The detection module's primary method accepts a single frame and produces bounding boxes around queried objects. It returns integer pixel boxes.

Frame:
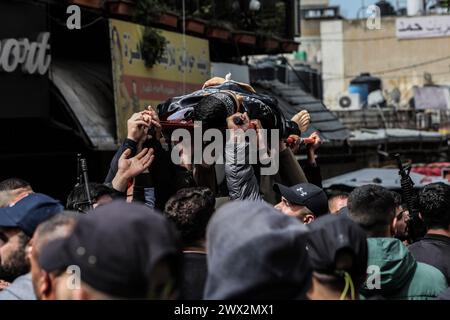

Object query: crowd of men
[1,77,450,300]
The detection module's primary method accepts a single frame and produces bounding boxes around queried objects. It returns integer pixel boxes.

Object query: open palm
[118,148,155,179]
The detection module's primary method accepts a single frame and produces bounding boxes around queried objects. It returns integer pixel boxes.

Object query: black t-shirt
[180,252,208,300]
[409,233,450,284]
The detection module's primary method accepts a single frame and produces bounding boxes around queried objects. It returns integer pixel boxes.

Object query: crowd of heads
[1,84,449,300]
[1,173,449,300]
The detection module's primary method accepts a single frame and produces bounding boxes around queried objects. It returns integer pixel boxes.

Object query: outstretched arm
[104,107,160,183]
[111,148,155,192]
[303,132,323,188]
[224,113,262,201]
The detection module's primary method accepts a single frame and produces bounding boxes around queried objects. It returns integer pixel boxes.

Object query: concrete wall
[295,35,322,68]
[321,20,345,107]
[297,15,322,69]
[296,0,330,68]
[300,17,321,36]
[321,16,450,108]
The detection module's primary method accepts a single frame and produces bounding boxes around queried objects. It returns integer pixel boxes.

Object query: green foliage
[141,28,167,68]
[133,0,169,68]
[134,0,167,24]
[191,0,213,19]
[190,0,286,37]
[254,1,286,37]
[131,0,288,67]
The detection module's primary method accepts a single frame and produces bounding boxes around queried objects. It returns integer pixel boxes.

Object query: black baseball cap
[0,193,64,237]
[38,201,181,299]
[306,213,368,279]
[273,183,329,217]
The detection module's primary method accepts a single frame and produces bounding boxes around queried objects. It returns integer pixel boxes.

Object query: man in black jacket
[409,182,450,284]
[164,187,215,300]
[104,109,196,210]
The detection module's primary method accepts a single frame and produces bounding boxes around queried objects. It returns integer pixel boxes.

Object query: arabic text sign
[109,19,210,141]
[396,16,450,39]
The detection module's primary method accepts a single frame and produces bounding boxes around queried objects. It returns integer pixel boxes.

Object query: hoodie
[204,200,312,300]
[0,273,36,300]
[360,238,447,300]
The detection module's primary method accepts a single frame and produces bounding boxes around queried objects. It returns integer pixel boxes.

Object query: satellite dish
[368,90,385,106]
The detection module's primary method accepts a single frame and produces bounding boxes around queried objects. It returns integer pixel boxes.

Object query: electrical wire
[375,54,450,75]
[321,54,450,80]
[36,0,106,30]
[182,0,187,95]
[301,35,398,42]
[47,14,104,29]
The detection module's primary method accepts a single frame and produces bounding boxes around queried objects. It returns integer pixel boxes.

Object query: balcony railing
[332,109,450,134]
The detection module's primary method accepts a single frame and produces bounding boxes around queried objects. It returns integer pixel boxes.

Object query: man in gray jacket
[223,109,312,204]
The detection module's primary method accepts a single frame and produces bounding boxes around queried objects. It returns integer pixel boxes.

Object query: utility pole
[285,0,296,39]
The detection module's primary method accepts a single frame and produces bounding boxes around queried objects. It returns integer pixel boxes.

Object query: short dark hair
[0,178,31,191]
[390,191,403,208]
[193,95,232,129]
[347,185,395,236]
[326,190,349,206]
[419,183,450,230]
[327,190,349,198]
[66,183,115,212]
[327,192,349,203]
[33,212,79,255]
[164,187,215,246]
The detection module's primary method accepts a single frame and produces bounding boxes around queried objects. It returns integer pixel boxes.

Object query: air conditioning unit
[335,93,361,111]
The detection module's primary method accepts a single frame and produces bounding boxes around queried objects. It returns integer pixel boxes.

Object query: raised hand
[307,131,322,152]
[118,148,154,179]
[112,148,155,192]
[127,112,150,142]
[226,112,251,131]
[0,279,10,290]
[142,106,162,130]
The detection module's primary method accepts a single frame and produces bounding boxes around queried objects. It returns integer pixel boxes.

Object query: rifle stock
[394,153,426,243]
[75,154,93,212]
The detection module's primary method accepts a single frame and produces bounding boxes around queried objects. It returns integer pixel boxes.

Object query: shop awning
[50,60,117,150]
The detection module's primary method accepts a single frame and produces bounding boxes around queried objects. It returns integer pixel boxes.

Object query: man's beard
[0,243,30,283]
